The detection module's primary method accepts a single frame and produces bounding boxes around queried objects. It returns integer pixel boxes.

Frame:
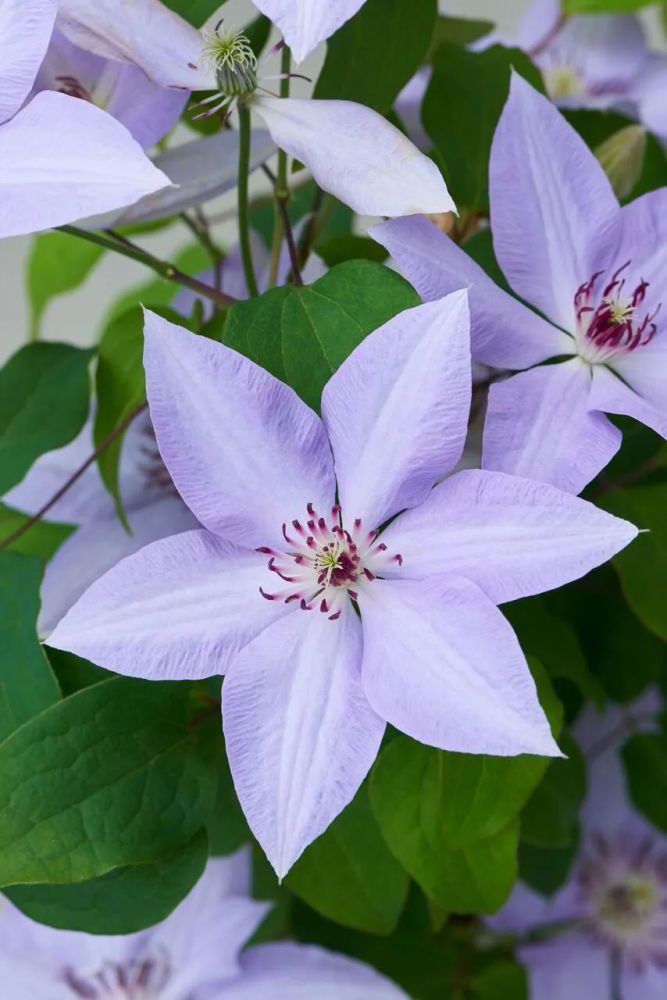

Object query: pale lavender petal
[482,359,622,494]
[47,530,288,680]
[518,935,611,1000]
[623,965,667,1000]
[370,215,573,368]
[394,67,432,149]
[143,311,335,549]
[551,15,647,92]
[56,0,214,89]
[381,468,638,604]
[490,74,619,330]
[633,54,667,140]
[488,880,580,936]
[223,942,409,998]
[254,96,455,217]
[590,365,667,440]
[615,188,667,288]
[38,497,198,638]
[514,0,561,50]
[82,130,274,230]
[359,575,559,756]
[0,0,57,124]
[251,0,367,63]
[322,292,471,529]
[0,91,169,239]
[223,604,384,877]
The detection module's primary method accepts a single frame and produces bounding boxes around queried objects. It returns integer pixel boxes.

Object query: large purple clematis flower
[373,76,667,496]
[49,293,637,875]
[0,847,408,998]
[58,0,455,219]
[490,691,667,1000]
[0,0,171,239]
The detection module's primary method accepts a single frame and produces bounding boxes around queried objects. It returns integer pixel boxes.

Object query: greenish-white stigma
[202,22,258,99]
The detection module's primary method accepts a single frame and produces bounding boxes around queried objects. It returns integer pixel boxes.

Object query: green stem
[58,226,236,309]
[268,46,301,287]
[237,102,259,297]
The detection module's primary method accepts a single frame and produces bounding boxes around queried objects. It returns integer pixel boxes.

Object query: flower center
[257,504,402,619]
[577,832,667,970]
[544,65,584,100]
[574,261,660,364]
[63,954,171,999]
[201,21,258,98]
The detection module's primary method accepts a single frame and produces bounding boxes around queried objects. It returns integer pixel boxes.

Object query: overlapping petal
[222,605,384,877]
[0,0,57,125]
[490,75,619,330]
[322,292,471,529]
[0,91,169,238]
[371,215,573,368]
[56,0,213,89]
[47,531,288,679]
[254,96,455,217]
[143,312,335,549]
[381,469,637,604]
[517,936,611,1000]
[589,365,667,440]
[251,0,367,63]
[359,575,560,756]
[482,359,622,494]
[227,942,409,998]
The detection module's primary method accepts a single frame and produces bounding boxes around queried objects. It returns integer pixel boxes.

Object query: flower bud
[595,124,646,201]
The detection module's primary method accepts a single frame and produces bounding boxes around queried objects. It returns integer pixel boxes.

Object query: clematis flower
[250,0,370,64]
[0,847,408,998]
[49,293,637,876]
[0,0,171,239]
[490,690,667,999]
[372,77,667,496]
[57,0,456,218]
[503,0,667,140]
[5,411,197,637]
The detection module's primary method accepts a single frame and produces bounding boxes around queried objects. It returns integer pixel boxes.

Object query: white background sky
[0,0,660,360]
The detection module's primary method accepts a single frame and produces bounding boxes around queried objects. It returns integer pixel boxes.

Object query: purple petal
[251,0,367,64]
[622,964,667,1000]
[47,530,288,680]
[370,216,573,368]
[490,75,619,330]
[56,0,214,89]
[359,575,559,756]
[0,0,57,124]
[321,291,471,529]
[38,497,198,638]
[226,942,409,998]
[633,54,667,140]
[514,0,561,50]
[394,67,432,149]
[589,365,667,440]
[518,935,611,1000]
[549,15,648,93]
[488,880,580,936]
[0,91,169,239]
[223,605,384,877]
[482,359,622,494]
[143,311,335,550]
[254,96,455,217]
[380,468,638,604]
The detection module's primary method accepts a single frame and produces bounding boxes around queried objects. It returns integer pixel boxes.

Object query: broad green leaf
[314,0,437,112]
[423,43,543,212]
[162,0,224,26]
[206,742,250,857]
[623,728,667,833]
[519,839,578,897]
[221,260,419,411]
[521,734,586,848]
[27,232,104,340]
[0,676,216,886]
[428,15,494,55]
[317,235,388,269]
[0,343,92,494]
[600,484,667,640]
[0,552,60,741]
[45,648,109,697]
[0,505,72,560]
[286,787,409,934]
[5,829,208,934]
[473,960,527,1000]
[564,0,654,11]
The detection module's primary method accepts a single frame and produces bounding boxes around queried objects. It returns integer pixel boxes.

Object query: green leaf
[222,260,419,411]
[206,742,250,857]
[0,677,216,886]
[566,109,667,200]
[564,0,654,11]
[27,232,105,340]
[317,235,388,269]
[0,505,72,560]
[423,43,543,212]
[0,343,92,494]
[161,0,224,26]
[519,839,578,897]
[521,734,587,848]
[623,728,667,833]
[0,552,60,741]
[428,15,494,54]
[5,829,208,934]
[599,484,667,641]
[314,0,437,112]
[286,787,409,934]
[472,960,527,1000]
